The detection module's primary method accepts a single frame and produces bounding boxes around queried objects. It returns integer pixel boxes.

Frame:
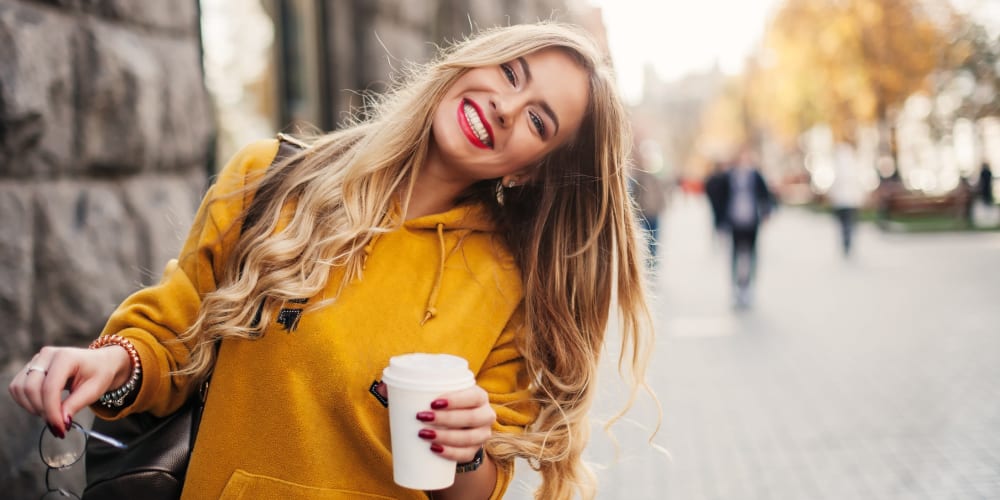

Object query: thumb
[61,377,110,423]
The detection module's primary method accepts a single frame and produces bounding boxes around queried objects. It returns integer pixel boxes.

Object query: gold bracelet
[89,335,142,408]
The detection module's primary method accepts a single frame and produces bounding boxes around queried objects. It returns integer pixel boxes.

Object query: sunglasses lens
[39,423,86,469]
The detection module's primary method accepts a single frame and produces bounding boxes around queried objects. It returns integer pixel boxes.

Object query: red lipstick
[457,98,494,149]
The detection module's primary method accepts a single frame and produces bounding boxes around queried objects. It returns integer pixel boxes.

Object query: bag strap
[239,134,307,234]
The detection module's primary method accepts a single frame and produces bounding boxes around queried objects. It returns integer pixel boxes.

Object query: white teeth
[463,102,492,146]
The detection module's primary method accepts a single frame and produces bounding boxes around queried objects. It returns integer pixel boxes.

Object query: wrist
[89,335,142,408]
[456,446,485,473]
[102,345,132,388]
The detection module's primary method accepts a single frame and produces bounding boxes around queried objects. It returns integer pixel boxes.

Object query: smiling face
[425,48,590,186]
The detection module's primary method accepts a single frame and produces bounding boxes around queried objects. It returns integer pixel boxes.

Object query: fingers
[432,385,490,410]
[417,385,496,462]
[422,399,496,430]
[41,349,78,435]
[419,426,491,462]
[60,376,108,426]
[7,346,112,438]
[8,364,35,416]
[9,350,55,417]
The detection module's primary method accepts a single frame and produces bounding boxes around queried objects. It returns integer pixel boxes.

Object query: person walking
[630,166,670,267]
[8,23,653,500]
[718,148,774,308]
[704,161,729,246]
[979,162,994,205]
[828,142,865,257]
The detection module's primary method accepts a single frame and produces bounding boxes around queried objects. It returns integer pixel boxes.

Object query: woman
[9,22,652,499]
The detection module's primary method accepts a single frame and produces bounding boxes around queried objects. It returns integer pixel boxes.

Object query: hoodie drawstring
[421,223,446,326]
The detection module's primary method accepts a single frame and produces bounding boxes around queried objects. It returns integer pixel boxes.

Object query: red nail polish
[431,399,448,410]
[416,411,435,422]
[430,443,444,453]
[418,429,436,439]
[64,415,72,429]
[48,424,65,439]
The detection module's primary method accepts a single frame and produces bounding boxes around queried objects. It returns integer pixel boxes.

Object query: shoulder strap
[239,135,306,234]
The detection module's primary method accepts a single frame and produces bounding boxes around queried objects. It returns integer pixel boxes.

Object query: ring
[26,365,47,376]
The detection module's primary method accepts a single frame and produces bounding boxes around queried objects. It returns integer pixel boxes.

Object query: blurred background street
[510,198,1000,499]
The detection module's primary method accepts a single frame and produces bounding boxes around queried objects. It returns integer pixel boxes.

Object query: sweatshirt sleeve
[91,139,280,420]
[477,307,539,500]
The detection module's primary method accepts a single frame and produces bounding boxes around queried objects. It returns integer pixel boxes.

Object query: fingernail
[430,443,444,453]
[64,415,72,429]
[416,411,435,422]
[418,429,436,440]
[48,424,65,439]
[431,399,448,410]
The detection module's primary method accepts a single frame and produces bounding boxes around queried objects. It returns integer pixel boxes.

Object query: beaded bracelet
[88,335,142,408]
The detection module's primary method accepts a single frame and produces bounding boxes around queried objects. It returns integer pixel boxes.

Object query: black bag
[83,395,205,500]
[82,137,304,500]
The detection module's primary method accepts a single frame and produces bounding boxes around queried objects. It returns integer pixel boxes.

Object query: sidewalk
[508,197,1000,499]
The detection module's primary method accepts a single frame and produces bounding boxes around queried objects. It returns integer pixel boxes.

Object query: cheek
[508,132,552,166]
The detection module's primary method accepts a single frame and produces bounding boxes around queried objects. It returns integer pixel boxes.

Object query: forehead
[522,48,590,140]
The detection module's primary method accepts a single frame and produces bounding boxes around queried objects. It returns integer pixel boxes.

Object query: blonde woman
[10,22,652,500]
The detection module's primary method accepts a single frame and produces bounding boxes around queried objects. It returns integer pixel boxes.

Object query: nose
[490,98,508,128]
[490,92,525,129]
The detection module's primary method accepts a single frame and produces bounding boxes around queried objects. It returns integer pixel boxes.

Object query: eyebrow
[517,56,560,136]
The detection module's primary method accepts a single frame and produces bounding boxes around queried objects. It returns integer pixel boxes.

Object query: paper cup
[382,353,475,490]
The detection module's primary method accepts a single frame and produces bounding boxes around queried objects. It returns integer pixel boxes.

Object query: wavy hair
[176,22,654,500]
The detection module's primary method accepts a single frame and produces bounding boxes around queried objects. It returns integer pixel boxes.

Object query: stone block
[75,20,213,175]
[121,170,206,285]
[75,21,164,175]
[92,0,199,35]
[0,186,33,365]
[149,37,215,172]
[0,2,78,177]
[33,181,142,346]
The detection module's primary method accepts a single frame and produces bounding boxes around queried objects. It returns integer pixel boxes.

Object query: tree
[936,18,1000,122]
[748,0,948,148]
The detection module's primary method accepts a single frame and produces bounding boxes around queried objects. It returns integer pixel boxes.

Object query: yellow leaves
[746,0,950,141]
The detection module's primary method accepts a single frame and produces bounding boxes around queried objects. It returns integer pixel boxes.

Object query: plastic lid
[381,353,475,392]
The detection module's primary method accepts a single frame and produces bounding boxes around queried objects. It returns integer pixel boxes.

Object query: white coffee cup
[382,353,476,490]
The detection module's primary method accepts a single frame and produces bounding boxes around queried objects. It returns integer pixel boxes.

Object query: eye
[501,63,517,86]
[529,112,546,137]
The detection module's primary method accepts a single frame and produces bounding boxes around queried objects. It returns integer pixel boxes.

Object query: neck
[405,153,473,220]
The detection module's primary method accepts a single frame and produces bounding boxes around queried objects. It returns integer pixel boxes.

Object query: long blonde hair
[178,22,653,500]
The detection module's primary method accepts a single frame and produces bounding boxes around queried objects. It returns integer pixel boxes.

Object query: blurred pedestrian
[704,161,729,244]
[717,148,775,307]
[979,162,994,205]
[630,166,670,267]
[828,142,865,257]
[7,23,653,500]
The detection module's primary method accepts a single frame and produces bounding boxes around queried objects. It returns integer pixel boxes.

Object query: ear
[501,165,541,188]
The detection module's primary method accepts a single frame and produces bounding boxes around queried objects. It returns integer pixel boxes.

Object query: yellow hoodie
[93,139,537,499]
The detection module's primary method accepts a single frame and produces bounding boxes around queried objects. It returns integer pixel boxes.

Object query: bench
[876,185,972,227]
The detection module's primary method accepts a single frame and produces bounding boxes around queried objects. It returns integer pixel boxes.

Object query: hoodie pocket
[219,469,395,500]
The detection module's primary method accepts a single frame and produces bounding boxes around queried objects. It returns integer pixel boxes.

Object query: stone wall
[0,0,213,496]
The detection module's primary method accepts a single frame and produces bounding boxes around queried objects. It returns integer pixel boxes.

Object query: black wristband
[456,447,484,473]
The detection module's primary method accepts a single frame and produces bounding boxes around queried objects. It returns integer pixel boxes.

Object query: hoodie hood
[402,201,498,233]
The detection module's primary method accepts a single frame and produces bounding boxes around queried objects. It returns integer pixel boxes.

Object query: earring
[495,179,505,205]
[507,180,516,188]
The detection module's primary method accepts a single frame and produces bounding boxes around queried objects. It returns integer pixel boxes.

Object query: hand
[416,385,496,463]
[8,345,131,437]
